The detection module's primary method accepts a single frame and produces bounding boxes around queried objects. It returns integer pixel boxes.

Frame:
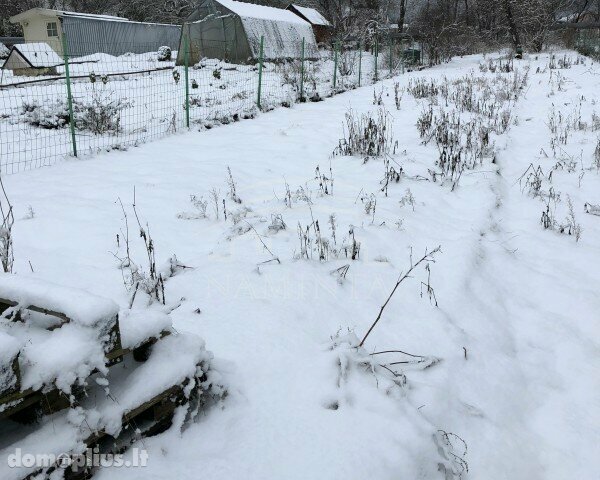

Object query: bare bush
[333,107,396,160]
[0,177,14,273]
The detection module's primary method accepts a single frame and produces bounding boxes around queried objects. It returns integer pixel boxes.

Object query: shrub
[157,46,172,61]
[21,90,130,135]
[21,100,70,129]
[333,107,396,160]
[74,90,131,135]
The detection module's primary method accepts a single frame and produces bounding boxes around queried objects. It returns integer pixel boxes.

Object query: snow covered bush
[115,196,188,305]
[338,48,358,77]
[74,90,131,135]
[157,46,172,61]
[21,90,130,135]
[326,332,464,477]
[21,100,70,129]
[177,195,209,220]
[297,218,360,262]
[333,107,396,160]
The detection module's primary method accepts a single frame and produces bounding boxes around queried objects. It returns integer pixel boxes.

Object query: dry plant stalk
[359,246,441,347]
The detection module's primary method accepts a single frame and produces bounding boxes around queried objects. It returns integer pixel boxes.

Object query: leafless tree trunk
[502,0,522,52]
[398,0,406,34]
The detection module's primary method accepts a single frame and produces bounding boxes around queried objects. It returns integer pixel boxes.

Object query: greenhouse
[176,0,318,65]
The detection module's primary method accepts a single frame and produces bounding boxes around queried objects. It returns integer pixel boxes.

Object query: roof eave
[10,8,60,24]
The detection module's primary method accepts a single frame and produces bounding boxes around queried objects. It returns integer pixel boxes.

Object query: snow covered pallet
[0,275,213,480]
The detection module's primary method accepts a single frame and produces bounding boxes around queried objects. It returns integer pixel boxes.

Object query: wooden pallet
[21,377,193,480]
[0,290,169,422]
[0,330,170,422]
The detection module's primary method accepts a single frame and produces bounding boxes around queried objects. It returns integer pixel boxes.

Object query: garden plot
[0,48,381,174]
[1,50,599,480]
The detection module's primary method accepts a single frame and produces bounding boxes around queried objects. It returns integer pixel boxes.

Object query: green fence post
[358,41,362,87]
[374,37,379,82]
[333,41,339,90]
[300,37,305,101]
[184,33,190,129]
[61,34,77,158]
[257,35,264,109]
[389,39,393,75]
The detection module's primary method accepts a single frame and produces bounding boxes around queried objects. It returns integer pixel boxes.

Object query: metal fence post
[184,33,190,128]
[257,35,265,109]
[389,39,393,75]
[374,37,379,82]
[358,41,362,87]
[333,41,339,90]
[61,34,77,158]
[300,37,305,101]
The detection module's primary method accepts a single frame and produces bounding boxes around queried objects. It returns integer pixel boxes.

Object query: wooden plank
[0,296,71,328]
[0,354,20,398]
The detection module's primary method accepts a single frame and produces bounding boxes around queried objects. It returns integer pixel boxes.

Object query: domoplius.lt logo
[7,447,148,472]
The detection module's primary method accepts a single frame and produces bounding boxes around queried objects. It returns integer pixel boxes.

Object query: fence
[0,34,425,175]
[574,27,600,58]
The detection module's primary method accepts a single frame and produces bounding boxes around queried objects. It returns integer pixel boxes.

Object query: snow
[0,275,122,392]
[216,0,309,25]
[0,43,9,60]
[1,50,600,479]
[118,307,172,349]
[0,331,212,480]
[0,48,372,173]
[10,43,63,68]
[0,331,20,394]
[208,0,317,59]
[241,16,317,59]
[58,10,128,21]
[291,4,330,26]
[0,274,118,327]
[10,320,108,392]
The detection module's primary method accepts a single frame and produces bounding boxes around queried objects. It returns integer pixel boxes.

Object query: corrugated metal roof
[10,8,178,27]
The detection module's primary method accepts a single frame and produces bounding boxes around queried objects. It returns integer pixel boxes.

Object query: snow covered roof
[289,5,330,26]
[4,42,63,69]
[215,0,310,25]
[10,8,127,23]
[10,8,178,27]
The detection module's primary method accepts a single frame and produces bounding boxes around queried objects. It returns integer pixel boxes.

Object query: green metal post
[300,37,305,101]
[184,33,190,128]
[61,34,77,157]
[257,35,264,109]
[333,41,339,90]
[374,37,379,82]
[358,42,362,87]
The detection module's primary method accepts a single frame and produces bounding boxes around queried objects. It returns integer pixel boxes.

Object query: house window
[47,22,58,37]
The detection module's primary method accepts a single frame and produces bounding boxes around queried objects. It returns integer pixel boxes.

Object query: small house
[9,8,181,57]
[286,4,331,44]
[177,0,318,65]
[2,42,62,76]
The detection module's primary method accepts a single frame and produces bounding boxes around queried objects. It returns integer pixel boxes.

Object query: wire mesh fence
[574,27,600,59]
[0,33,426,175]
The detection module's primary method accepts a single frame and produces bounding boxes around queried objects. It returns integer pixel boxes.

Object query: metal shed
[286,4,332,44]
[9,8,181,57]
[2,42,62,75]
[176,0,318,65]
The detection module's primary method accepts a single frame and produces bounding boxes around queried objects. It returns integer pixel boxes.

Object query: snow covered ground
[2,50,600,479]
[0,48,384,174]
